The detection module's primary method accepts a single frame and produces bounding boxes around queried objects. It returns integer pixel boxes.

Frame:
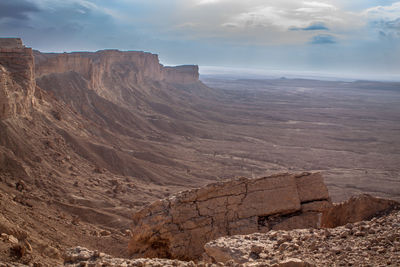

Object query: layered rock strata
[163,65,199,84]
[129,172,331,260]
[35,50,199,86]
[0,38,35,119]
[34,49,199,108]
[0,38,24,49]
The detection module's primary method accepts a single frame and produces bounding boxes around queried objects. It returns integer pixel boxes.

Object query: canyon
[0,38,399,266]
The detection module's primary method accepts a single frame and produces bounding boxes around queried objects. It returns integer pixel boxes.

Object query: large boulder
[129,172,330,260]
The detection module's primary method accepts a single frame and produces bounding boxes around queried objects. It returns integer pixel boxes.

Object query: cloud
[0,0,40,21]
[290,22,329,31]
[170,1,363,45]
[196,0,221,5]
[374,18,400,38]
[296,1,337,13]
[364,2,400,39]
[303,1,337,9]
[0,0,122,52]
[310,34,337,44]
[365,2,400,21]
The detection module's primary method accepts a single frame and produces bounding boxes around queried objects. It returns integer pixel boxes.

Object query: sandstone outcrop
[35,50,164,83]
[0,38,35,119]
[34,50,199,110]
[163,65,200,84]
[129,172,331,260]
[34,50,199,102]
[321,193,399,228]
[0,38,24,49]
[204,208,400,265]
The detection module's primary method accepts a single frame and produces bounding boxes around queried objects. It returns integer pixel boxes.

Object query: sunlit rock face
[34,50,199,106]
[129,172,330,260]
[0,38,36,119]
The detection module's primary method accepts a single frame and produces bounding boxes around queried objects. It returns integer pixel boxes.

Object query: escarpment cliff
[163,65,199,84]
[34,50,199,105]
[0,38,35,119]
[35,50,164,83]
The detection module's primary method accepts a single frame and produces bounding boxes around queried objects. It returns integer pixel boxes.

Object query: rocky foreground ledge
[2,173,399,266]
[59,207,400,266]
[204,208,400,266]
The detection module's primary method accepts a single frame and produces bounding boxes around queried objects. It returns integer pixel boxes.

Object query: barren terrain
[1,40,399,265]
[201,77,400,202]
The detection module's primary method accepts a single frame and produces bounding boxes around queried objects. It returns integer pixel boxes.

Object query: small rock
[377,247,386,254]
[8,235,19,244]
[340,231,349,239]
[122,229,132,237]
[1,233,9,240]
[282,234,292,242]
[331,246,341,254]
[43,246,61,259]
[16,180,26,192]
[345,223,354,229]
[100,230,111,237]
[250,244,264,254]
[354,231,365,237]
[291,244,300,250]
[24,240,32,253]
[308,241,318,251]
[274,258,316,267]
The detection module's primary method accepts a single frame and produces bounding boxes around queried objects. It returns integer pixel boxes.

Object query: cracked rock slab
[129,172,329,260]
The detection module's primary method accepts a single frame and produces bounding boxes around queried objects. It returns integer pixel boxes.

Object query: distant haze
[1,0,399,80]
[199,66,400,82]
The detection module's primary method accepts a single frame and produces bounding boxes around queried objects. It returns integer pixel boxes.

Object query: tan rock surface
[34,50,199,107]
[63,247,316,266]
[321,193,399,228]
[163,65,199,84]
[129,172,330,260]
[204,208,400,266]
[0,39,36,119]
[0,38,24,49]
[295,172,329,202]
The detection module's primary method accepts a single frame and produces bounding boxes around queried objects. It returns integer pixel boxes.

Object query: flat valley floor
[200,77,400,202]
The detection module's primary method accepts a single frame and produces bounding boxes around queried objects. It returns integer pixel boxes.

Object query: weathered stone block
[295,172,329,202]
[129,172,330,260]
[239,174,300,218]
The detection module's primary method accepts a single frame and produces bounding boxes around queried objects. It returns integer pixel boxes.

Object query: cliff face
[163,65,199,84]
[35,50,199,101]
[35,50,164,83]
[0,39,36,119]
[34,50,199,109]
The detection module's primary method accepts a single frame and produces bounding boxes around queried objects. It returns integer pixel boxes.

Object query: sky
[0,0,399,80]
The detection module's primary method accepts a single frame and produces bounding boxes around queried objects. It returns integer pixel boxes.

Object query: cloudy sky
[1,0,399,79]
